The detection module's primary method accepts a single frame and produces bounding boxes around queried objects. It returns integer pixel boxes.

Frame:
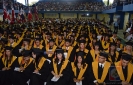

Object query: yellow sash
[53,59,69,75]
[90,49,99,61]
[30,39,34,46]
[7,42,17,48]
[46,45,57,57]
[56,39,64,47]
[35,57,46,70]
[106,51,119,63]
[62,46,73,60]
[72,41,77,47]
[101,41,109,50]
[76,49,89,59]
[34,44,44,49]
[18,57,33,68]
[2,56,17,68]
[92,61,111,83]
[72,62,88,80]
[0,53,2,58]
[115,61,133,82]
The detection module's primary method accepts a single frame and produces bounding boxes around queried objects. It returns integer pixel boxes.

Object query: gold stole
[30,39,34,46]
[53,59,69,75]
[62,46,73,60]
[72,41,77,47]
[115,61,133,82]
[76,49,89,59]
[101,41,109,50]
[18,57,33,68]
[7,42,17,48]
[71,62,88,80]
[46,45,57,57]
[21,45,31,50]
[90,49,99,61]
[35,57,46,70]
[92,61,111,83]
[105,50,119,63]
[0,53,2,58]
[16,33,24,45]
[55,38,64,47]
[2,56,17,68]
[34,44,44,49]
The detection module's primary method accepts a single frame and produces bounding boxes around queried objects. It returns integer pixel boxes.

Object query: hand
[103,82,106,85]
[59,74,63,77]
[122,81,128,85]
[95,82,99,85]
[55,75,60,78]
[2,67,7,71]
[6,67,11,70]
[34,70,39,73]
[73,78,80,83]
[20,67,25,71]
[79,77,84,81]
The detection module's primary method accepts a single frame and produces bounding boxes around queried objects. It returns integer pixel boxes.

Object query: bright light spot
[17,0,39,5]
[87,14,89,16]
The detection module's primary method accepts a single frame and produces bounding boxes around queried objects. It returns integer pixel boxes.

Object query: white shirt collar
[99,62,106,68]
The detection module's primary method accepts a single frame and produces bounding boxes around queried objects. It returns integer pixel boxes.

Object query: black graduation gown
[0,56,17,85]
[13,57,34,85]
[70,65,90,85]
[46,60,71,85]
[113,65,133,85]
[29,58,50,85]
[89,63,111,85]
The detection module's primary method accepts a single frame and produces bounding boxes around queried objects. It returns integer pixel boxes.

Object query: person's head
[79,40,86,49]
[9,36,15,44]
[121,53,132,67]
[65,39,71,47]
[104,34,109,41]
[23,50,31,61]
[80,35,85,40]
[46,32,51,40]
[125,42,133,51]
[35,38,41,46]
[32,48,42,60]
[98,52,108,63]
[113,32,117,37]
[23,38,30,46]
[58,34,63,40]
[49,39,55,47]
[92,37,97,44]
[56,49,64,60]
[116,38,121,44]
[94,42,100,50]
[5,46,12,57]
[76,51,85,63]
[109,43,116,51]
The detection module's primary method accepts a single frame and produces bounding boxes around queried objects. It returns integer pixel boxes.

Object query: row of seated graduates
[0,19,133,85]
[0,18,133,64]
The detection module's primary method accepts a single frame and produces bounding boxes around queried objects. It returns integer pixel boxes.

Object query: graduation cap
[121,53,132,61]
[23,38,30,43]
[117,38,121,41]
[9,35,15,39]
[65,39,71,43]
[125,42,133,46]
[49,39,55,42]
[109,42,116,47]
[79,40,86,44]
[35,38,41,41]
[113,32,117,34]
[76,51,85,58]
[99,52,108,58]
[56,49,64,54]
[32,48,43,55]
[94,41,100,46]
[22,50,31,57]
[5,46,13,51]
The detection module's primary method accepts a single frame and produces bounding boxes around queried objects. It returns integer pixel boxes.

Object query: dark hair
[74,54,86,69]
[54,52,65,63]
[33,52,42,64]
[5,50,13,64]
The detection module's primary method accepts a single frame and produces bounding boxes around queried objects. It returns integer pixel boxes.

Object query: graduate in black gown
[71,51,90,85]
[89,52,111,85]
[13,50,34,85]
[29,48,50,85]
[46,49,71,85]
[114,53,133,85]
[0,46,17,85]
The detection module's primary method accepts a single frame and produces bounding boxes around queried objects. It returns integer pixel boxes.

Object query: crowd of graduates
[0,19,133,85]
